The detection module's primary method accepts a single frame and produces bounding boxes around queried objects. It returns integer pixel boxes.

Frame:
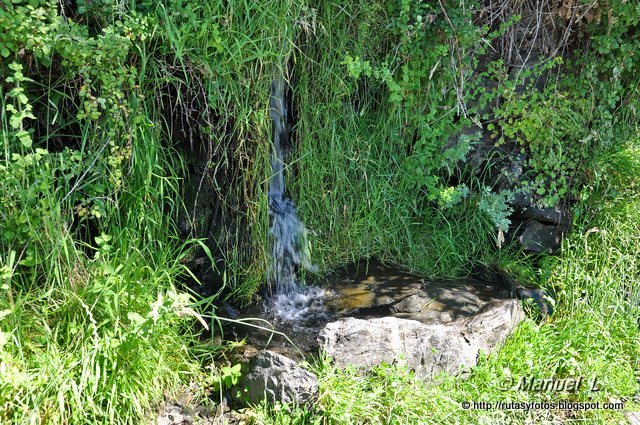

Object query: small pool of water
[222,259,511,360]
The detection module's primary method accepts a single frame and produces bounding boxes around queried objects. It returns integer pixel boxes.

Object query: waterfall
[267,69,317,298]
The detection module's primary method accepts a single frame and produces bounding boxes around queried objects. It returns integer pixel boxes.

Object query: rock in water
[237,350,318,405]
[318,299,524,380]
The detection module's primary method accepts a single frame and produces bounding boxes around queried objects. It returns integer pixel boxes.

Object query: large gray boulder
[237,350,318,405]
[318,299,524,380]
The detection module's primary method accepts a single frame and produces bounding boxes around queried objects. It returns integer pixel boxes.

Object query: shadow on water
[222,259,511,361]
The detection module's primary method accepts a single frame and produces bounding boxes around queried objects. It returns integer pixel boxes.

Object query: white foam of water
[270,285,328,324]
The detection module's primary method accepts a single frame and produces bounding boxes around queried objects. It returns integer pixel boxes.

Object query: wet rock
[156,403,235,425]
[157,404,192,425]
[518,220,566,253]
[514,205,570,226]
[467,128,496,172]
[220,302,241,319]
[391,293,433,314]
[416,283,501,314]
[237,350,318,405]
[492,154,526,192]
[501,274,554,317]
[388,286,499,324]
[318,299,524,380]
[510,192,571,226]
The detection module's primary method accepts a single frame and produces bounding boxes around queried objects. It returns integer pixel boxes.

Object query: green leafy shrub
[487,75,594,207]
[0,2,210,423]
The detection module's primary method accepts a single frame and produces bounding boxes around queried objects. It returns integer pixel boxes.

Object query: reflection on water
[224,259,511,361]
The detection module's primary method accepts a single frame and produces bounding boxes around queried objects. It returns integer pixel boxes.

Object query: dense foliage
[1,1,207,422]
[0,0,638,423]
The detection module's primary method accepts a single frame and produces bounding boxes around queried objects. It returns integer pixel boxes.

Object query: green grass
[2,1,639,423]
[0,251,205,424]
[290,0,500,280]
[0,78,208,423]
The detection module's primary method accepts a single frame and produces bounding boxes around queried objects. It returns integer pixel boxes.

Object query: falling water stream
[221,69,517,358]
[267,68,324,322]
[222,65,528,360]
